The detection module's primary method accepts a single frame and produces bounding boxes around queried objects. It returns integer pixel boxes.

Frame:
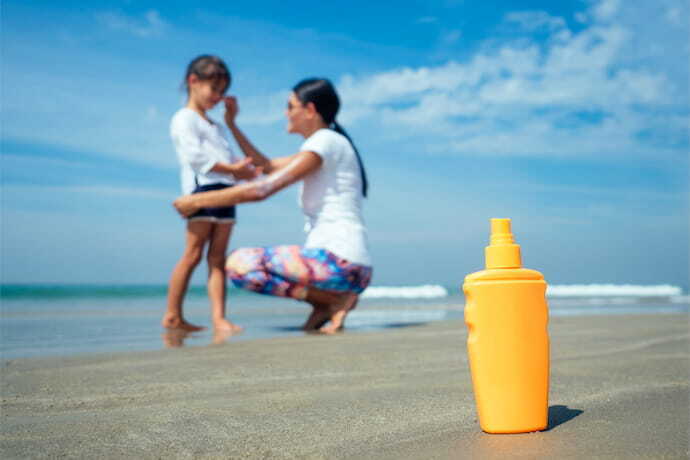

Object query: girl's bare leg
[163,221,213,331]
[207,222,243,332]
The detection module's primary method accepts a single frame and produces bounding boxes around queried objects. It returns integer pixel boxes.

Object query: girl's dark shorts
[188,183,236,223]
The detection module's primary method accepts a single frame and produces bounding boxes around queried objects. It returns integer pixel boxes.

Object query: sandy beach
[1,313,688,459]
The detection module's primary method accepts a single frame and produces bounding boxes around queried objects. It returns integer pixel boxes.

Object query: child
[162,55,257,333]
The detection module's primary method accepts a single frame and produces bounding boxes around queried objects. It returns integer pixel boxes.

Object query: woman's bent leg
[226,246,310,299]
[206,222,243,332]
[226,246,372,333]
[305,288,359,334]
[163,221,213,330]
[302,250,372,333]
[226,246,326,330]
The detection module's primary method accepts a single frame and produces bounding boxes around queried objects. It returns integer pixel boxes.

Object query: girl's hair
[293,78,369,198]
[182,55,231,93]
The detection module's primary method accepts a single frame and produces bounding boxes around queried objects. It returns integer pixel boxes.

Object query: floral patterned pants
[226,245,373,300]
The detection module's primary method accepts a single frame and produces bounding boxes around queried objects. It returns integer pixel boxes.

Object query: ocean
[1,284,687,360]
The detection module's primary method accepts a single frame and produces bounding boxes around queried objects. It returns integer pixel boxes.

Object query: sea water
[0,284,687,359]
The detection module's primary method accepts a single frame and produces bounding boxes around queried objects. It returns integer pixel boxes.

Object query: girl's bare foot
[212,328,235,345]
[213,318,244,333]
[161,314,206,331]
[161,329,190,348]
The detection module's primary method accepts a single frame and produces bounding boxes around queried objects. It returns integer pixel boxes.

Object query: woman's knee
[225,247,272,294]
[225,247,264,277]
[227,266,269,293]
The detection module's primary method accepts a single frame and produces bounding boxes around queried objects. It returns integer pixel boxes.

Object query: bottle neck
[485,244,522,269]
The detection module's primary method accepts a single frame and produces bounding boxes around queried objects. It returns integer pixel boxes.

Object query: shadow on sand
[272,321,428,333]
[546,405,584,431]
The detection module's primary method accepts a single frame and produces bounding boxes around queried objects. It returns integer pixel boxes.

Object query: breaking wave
[360,284,685,300]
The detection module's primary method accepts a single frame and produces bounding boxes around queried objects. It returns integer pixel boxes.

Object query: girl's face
[286,92,310,135]
[189,76,228,111]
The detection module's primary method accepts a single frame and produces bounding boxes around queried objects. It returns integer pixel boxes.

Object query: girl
[173,78,372,334]
[162,55,257,332]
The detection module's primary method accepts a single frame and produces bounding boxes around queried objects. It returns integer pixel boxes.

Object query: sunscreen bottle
[463,218,549,433]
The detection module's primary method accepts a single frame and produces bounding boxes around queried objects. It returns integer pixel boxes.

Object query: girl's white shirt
[170,107,239,194]
[299,129,371,266]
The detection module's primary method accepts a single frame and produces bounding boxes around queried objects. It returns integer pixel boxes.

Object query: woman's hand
[231,157,262,180]
[224,96,239,127]
[173,195,199,217]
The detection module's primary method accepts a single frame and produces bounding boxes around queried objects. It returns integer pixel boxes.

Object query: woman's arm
[173,150,322,216]
[224,96,294,174]
[208,157,260,180]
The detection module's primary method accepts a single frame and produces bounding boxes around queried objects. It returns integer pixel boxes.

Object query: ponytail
[293,78,369,198]
[332,121,368,198]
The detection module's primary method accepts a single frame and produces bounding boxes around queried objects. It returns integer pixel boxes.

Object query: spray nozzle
[485,218,522,269]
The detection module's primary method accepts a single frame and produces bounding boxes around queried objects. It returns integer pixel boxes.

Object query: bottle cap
[485,218,522,269]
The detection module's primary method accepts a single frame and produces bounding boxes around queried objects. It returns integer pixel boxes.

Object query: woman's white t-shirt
[299,129,371,266]
[170,107,238,194]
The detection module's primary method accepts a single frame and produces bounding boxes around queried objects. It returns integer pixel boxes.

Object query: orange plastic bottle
[463,218,549,433]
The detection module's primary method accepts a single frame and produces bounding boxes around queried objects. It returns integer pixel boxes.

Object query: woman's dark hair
[182,55,231,94]
[293,78,368,198]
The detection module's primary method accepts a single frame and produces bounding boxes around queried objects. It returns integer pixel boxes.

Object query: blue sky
[2,0,688,289]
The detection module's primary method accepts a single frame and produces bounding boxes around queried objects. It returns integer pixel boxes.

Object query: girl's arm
[174,150,322,216]
[224,96,295,174]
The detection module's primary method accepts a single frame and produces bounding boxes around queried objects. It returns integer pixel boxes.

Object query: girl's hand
[232,157,262,180]
[224,96,239,126]
[173,195,199,217]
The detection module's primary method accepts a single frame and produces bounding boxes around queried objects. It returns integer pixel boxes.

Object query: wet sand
[1,314,688,459]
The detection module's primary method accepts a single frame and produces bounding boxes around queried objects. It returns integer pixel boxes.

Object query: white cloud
[504,11,566,31]
[97,10,167,38]
[329,0,688,157]
[592,0,621,22]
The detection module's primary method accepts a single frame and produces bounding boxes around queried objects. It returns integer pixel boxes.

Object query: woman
[173,78,372,334]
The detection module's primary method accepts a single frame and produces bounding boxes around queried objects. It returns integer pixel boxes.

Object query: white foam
[360,283,685,300]
[362,285,448,299]
[547,284,683,297]
[348,310,448,322]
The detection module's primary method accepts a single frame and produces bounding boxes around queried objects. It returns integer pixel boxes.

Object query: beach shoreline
[2,290,687,360]
[1,313,688,459]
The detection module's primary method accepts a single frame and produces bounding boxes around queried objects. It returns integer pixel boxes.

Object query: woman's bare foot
[319,293,359,335]
[161,314,206,331]
[213,318,244,333]
[319,309,347,334]
[303,302,331,331]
